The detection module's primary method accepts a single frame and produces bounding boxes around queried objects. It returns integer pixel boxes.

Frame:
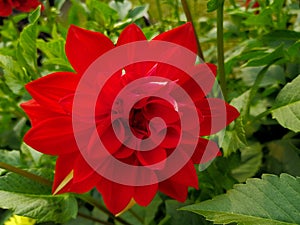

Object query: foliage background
[0,0,299,224]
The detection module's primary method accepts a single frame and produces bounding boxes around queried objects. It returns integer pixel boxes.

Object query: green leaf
[0,54,27,94]
[271,75,300,132]
[109,0,132,20]
[182,174,300,225]
[266,139,300,176]
[0,170,77,223]
[207,0,221,12]
[231,142,263,182]
[17,7,41,79]
[244,44,285,67]
[127,4,149,21]
[115,195,162,225]
[160,200,212,225]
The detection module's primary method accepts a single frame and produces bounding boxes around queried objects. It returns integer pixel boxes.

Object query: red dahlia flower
[0,0,43,17]
[21,23,239,214]
[245,0,259,8]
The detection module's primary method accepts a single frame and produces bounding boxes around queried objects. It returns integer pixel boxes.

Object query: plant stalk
[181,0,205,61]
[0,161,52,186]
[217,0,227,100]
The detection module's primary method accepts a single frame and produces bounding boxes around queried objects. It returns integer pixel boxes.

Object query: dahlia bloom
[245,0,259,8]
[21,23,239,214]
[0,0,43,17]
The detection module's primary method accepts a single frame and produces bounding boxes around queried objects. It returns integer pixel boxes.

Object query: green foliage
[271,75,300,133]
[0,0,299,224]
[182,174,300,225]
[0,169,77,223]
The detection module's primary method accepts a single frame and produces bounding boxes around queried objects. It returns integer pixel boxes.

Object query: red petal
[158,160,198,202]
[52,153,77,194]
[159,181,188,202]
[117,24,155,81]
[137,147,167,169]
[65,25,115,75]
[143,98,180,124]
[191,138,221,164]
[73,154,98,183]
[153,22,197,54]
[14,0,43,12]
[117,24,147,45]
[180,63,217,101]
[24,116,78,155]
[21,99,60,126]
[0,0,12,16]
[198,98,240,136]
[134,183,158,206]
[96,179,134,214]
[25,72,80,114]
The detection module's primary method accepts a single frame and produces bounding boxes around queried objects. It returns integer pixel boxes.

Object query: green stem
[0,162,52,186]
[77,194,132,225]
[217,0,227,100]
[181,0,205,61]
[77,212,114,225]
[155,0,163,23]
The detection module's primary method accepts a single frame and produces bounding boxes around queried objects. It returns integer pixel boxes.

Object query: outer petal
[25,72,80,114]
[24,116,78,155]
[191,138,221,164]
[134,183,158,206]
[14,0,43,12]
[20,99,61,126]
[0,0,12,16]
[159,181,188,202]
[159,160,198,202]
[52,153,77,194]
[117,24,154,80]
[153,22,197,54]
[117,23,147,46]
[96,179,134,215]
[198,98,240,136]
[65,25,115,75]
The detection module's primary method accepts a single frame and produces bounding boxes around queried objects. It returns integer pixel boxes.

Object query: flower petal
[153,22,197,54]
[25,72,80,114]
[0,0,12,16]
[198,98,240,136]
[20,99,60,126]
[24,116,78,155]
[134,183,158,206]
[96,179,134,215]
[117,24,155,80]
[159,160,198,201]
[137,147,167,169]
[117,23,147,46]
[52,153,77,194]
[65,25,115,75]
[191,138,221,164]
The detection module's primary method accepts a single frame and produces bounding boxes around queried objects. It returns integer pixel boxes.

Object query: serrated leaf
[0,55,27,94]
[17,7,40,78]
[271,75,300,132]
[0,170,77,223]
[0,192,77,224]
[182,174,300,225]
